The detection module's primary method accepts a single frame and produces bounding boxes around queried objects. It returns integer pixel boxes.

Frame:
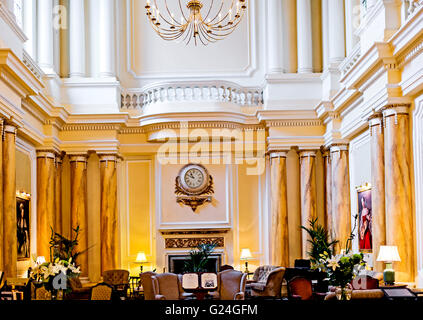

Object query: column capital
[320,146,331,157]
[3,124,17,134]
[368,112,384,125]
[36,150,56,159]
[382,104,411,118]
[298,150,318,158]
[330,143,349,153]
[269,151,289,159]
[98,154,119,162]
[69,154,88,163]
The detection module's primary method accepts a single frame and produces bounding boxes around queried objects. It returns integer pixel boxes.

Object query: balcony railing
[121,81,263,110]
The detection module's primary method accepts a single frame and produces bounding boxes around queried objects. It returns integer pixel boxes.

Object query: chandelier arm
[164,0,183,26]
[209,0,241,27]
[202,0,215,22]
[198,22,218,43]
[209,6,246,31]
[184,21,195,45]
[206,0,225,24]
[178,0,189,23]
[151,0,174,26]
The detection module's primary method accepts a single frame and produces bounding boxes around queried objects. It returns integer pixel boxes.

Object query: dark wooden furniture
[382,287,418,301]
[287,276,326,301]
[184,287,215,300]
[129,276,143,299]
[284,268,328,293]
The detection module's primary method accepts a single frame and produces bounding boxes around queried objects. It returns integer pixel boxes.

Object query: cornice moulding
[0,49,44,97]
[0,3,27,42]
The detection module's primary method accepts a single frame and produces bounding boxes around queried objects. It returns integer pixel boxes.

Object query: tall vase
[335,284,352,301]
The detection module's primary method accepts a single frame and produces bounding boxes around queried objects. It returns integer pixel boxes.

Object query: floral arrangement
[30,258,81,293]
[316,251,366,289]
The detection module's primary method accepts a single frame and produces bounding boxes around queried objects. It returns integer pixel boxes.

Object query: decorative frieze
[165,237,225,249]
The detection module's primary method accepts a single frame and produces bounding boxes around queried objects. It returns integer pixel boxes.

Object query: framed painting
[357,187,372,253]
[17,196,30,260]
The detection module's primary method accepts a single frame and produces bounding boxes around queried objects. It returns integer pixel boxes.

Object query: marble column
[369,113,386,272]
[3,124,17,277]
[37,151,56,260]
[322,148,332,232]
[37,0,54,71]
[328,0,346,64]
[99,155,118,273]
[296,0,313,73]
[0,119,3,271]
[55,154,63,235]
[267,0,284,74]
[270,152,289,267]
[330,144,351,252]
[69,0,86,77]
[382,105,415,282]
[70,155,88,277]
[299,150,317,258]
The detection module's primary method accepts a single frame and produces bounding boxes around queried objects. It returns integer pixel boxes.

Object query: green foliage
[301,218,338,267]
[49,226,89,265]
[183,243,217,273]
[321,252,366,288]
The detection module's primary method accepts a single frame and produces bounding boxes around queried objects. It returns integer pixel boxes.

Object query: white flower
[327,257,339,271]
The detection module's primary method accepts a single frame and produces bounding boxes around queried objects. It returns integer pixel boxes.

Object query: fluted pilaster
[3,124,17,277]
[270,152,289,267]
[100,155,118,273]
[70,155,89,277]
[330,144,351,252]
[369,113,386,272]
[383,105,415,282]
[299,150,317,258]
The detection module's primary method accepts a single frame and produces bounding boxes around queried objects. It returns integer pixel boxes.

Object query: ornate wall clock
[175,164,214,212]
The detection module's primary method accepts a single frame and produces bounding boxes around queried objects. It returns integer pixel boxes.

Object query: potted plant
[183,243,217,273]
[314,216,367,300]
[301,218,338,268]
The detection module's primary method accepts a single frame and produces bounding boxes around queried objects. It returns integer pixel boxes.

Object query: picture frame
[357,185,372,253]
[16,196,31,261]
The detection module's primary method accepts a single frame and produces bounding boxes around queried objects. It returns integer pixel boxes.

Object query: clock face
[184,168,204,189]
[178,164,209,194]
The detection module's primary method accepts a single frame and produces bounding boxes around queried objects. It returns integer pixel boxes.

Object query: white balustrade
[121,82,263,110]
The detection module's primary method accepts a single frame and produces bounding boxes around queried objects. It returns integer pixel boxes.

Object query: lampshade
[377,246,401,262]
[36,256,46,265]
[135,252,147,263]
[240,249,252,260]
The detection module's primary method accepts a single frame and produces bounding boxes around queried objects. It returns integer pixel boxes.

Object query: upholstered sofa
[249,266,286,298]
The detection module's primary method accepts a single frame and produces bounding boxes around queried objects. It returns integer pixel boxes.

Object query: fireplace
[168,254,222,274]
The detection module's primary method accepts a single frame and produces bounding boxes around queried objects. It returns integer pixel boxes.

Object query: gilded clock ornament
[175,164,214,212]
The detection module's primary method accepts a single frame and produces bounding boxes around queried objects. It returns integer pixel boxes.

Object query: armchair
[250,266,285,298]
[150,273,191,300]
[140,271,157,300]
[67,277,95,300]
[103,269,130,300]
[213,270,247,300]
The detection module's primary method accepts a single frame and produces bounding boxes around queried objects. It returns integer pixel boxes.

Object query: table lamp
[377,246,401,285]
[135,252,148,273]
[240,248,253,274]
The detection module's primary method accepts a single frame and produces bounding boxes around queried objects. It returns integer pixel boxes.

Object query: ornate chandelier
[145,0,247,46]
